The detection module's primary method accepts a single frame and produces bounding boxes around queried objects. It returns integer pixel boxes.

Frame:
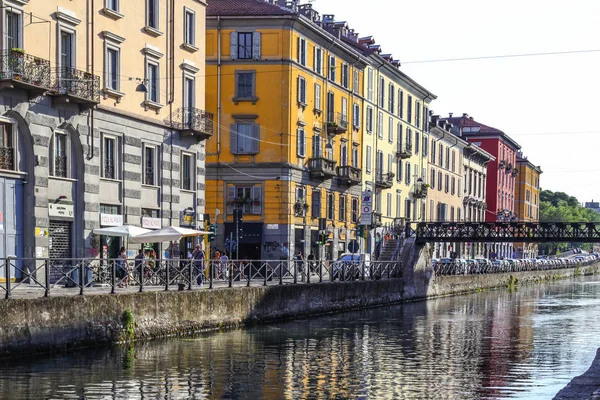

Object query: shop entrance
[0,178,23,281]
[48,220,72,283]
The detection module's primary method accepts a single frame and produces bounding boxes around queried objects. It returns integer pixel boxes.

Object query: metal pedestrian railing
[432,257,595,276]
[0,258,402,299]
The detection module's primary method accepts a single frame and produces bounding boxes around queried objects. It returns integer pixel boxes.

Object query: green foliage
[539,190,600,254]
[122,309,135,340]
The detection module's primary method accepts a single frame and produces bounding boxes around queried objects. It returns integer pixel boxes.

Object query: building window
[353,69,359,94]
[237,32,253,59]
[415,101,421,127]
[438,172,443,191]
[388,117,393,143]
[59,31,75,70]
[445,174,450,193]
[143,144,158,186]
[388,154,393,175]
[367,68,373,101]
[297,76,306,105]
[353,103,360,128]
[366,145,372,174]
[407,95,413,124]
[6,11,21,50]
[340,143,348,166]
[314,83,321,111]
[313,47,323,74]
[415,131,420,154]
[327,192,334,220]
[341,97,348,125]
[451,177,456,195]
[351,197,359,223]
[387,193,392,217]
[230,123,259,154]
[106,47,120,91]
[181,152,195,191]
[430,168,435,189]
[53,132,68,178]
[451,150,456,172]
[328,56,336,82]
[339,195,346,221]
[352,146,359,168]
[235,71,255,100]
[0,122,15,171]
[312,135,322,158]
[406,128,412,149]
[396,159,403,182]
[366,106,373,133]
[146,62,159,103]
[379,77,385,108]
[397,89,404,118]
[388,83,395,113]
[297,37,306,65]
[227,186,262,215]
[297,128,306,158]
[406,163,411,185]
[183,76,195,110]
[312,190,321,218]
[146,0,159,29]
[184,8,195,46]
[102,135,118,179]
[341,64,349,88]
[423,135,428,157]
[378,112,383,139]
[106,0,119,12]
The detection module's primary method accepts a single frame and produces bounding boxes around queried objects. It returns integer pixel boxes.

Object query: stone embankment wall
[1,245,598,358]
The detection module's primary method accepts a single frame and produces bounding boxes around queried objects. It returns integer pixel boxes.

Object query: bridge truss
[411,222,600,244]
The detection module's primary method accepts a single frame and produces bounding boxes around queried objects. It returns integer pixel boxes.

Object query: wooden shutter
[252,186,262,214]
[252,32,261,60]
[297,128,305,157]
[250,124,259,153]
[230,123,238,154]
[227,186,236,214]
[230,32,238,60]
[312,191,321,218]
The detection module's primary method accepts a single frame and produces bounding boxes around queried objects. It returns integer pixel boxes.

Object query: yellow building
[515,152,542,258]
[0,0,210,274]
[205,1,367,260]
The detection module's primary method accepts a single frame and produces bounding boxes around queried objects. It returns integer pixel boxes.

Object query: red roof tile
[207,0,296,17]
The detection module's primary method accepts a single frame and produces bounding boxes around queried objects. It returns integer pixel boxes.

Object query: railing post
[263,264,267,286]
[306,261,310,284]
[44,259,50,297]
[188,260,193,291]
[247,262,251,287]
[228,262,233,288]
[319,261,323,283]
[165,260,170,291]
[79,261,84,295]
[362,260,366,281]
[209,260,213,289]
[110,259,116,294]
[279,262,283,285]
[139,260,144,293]
[293,259,297,284]
[5,256,11,299]
[342,262,346,282]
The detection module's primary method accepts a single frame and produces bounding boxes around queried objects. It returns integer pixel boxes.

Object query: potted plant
[33,57,42,65]
[10,48,24,56]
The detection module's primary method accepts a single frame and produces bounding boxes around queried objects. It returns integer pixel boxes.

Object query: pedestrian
[117,246,129,287]
[220,251,229,279]
[134,249,144,283]
[192,243,205,286]
[295,250,304,279]
[307,252,316,273]
[213,250,221,279]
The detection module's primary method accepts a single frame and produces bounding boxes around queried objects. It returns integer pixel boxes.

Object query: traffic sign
[360,190,373,226]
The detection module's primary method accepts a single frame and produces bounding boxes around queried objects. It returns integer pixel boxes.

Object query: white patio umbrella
[128,226,211,244]
[92,225,151,238]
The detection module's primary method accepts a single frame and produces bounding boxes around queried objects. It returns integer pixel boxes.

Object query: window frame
[297,127,306,158]
[235,70,256,100]
[146,0,159,30]
[314,83,321,112]
[50,130,71,179]
[297,36,307,66]
[101,134,120,180]
[341,63,349,89]
[237,32,254,59]
[231,122,259,155]
[297,75,307,105]
[145,60,160,104]
[142,143,159,186]
[180,151,196,191]
[326,192,334,220]
[328,56,336,82]
[339,194,346,222]
[5,9,23,50]
[183,7,196,47]
[105,45,120,91]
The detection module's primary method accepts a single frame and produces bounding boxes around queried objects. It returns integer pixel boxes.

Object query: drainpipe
[88,0,95,160]
[169,0,175,227]
[217,16,222,155]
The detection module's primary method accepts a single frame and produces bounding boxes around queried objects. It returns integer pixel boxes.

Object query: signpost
[359,190,373,226]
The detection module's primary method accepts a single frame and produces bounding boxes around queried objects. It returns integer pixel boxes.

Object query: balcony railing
[165,107,214,141]
[144,167,155,186]
[49,66,100,107]
[308,157,337,179]
[337,165,362,186]
[325,112,349,135]
[0,50,51,96]
[104,160,115,179]
[396,142,412,159]
[413,184,428,199]
[54,155,67,178]
[0,147,14,170]
[375,171,395,189]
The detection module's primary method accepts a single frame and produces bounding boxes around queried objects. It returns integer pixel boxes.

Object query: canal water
[2,277,600,399]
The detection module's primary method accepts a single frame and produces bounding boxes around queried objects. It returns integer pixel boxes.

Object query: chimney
[448,112,453,118]
[462,113,468,118]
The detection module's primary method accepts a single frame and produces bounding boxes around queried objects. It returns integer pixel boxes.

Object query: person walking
[134,249,145,284]
[213,250,221,279]
[220,251,230,279]
[191,244,205,287]
[295,251,304,280]
[307,252,316,273]
[117,247,129,287]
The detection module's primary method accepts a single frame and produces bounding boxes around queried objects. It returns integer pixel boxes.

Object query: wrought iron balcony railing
[0,50,51,96]
[396,142,412,159]
[104,161,115,179]
[375,171,395,189]
[325,111,349,135]
[165,107,214,141]
[50,66,100,106]
[144,167,155,186]
[413,185,428,199]
[54,155,67,178]
[0,147,14,170]
[308,157,337,179]
[336,165,362,186]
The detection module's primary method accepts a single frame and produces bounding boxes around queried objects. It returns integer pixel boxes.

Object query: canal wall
[1,246,599,357]
[555,348,600,399]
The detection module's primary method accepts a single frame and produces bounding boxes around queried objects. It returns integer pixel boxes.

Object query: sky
[316,0,600,204]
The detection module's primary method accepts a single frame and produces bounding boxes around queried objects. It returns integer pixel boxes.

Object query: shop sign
[100,213,123,227]
[48,203,74,219]
[266,224,279,230]
[180,212,196,227]
[142,217,161,229]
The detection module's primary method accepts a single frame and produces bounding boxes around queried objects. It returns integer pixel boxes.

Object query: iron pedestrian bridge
[411,222,600,244]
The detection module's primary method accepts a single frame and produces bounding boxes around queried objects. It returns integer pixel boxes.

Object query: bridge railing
[432,257,595,277]
[0,258,401,299]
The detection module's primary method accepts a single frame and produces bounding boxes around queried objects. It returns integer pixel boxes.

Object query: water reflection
[2,278,600,399]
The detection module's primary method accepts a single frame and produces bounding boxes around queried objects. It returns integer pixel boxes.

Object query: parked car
[332,253,371,280]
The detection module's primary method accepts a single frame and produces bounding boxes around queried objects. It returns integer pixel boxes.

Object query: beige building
[426,117,467,258]
[0,0,210,279]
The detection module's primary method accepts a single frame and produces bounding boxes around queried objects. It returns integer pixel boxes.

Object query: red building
[443,113,521,258]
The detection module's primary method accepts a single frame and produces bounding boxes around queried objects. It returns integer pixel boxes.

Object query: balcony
[165,107,214,141]
[308,157,337,180]
[0,49,51,98]
[375,171,395,189]
[49,67,100,110]
[325,112,348,135]
[396,143,412,159]
[413,184,428,199]
[337,165,362,186]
